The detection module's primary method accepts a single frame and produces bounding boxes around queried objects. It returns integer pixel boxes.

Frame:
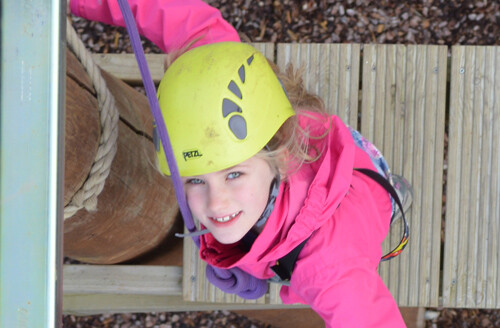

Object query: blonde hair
[163,44,330,179]
[257,61,330,179]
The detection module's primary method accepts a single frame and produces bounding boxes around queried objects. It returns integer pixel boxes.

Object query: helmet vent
[228,115,247,139]
[222,98,242,117]
[247,55,254,65]
[228,81,242,99]
[220,54,256,141]
[238,65,245,83]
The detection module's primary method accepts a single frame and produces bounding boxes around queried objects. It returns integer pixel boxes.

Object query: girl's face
[182,155,275,244]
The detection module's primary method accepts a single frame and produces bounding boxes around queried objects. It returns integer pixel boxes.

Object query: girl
[70,1,412,326]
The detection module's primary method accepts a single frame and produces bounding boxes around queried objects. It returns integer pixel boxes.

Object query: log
[64,48,178,264]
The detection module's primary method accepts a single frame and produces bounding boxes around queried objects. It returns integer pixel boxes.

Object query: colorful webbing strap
[268,168,409,285]
[354,168,410,261]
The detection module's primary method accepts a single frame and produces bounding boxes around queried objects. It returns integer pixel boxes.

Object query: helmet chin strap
[175,228,210,238]
[175,175,281,239]
[255,175,280,228]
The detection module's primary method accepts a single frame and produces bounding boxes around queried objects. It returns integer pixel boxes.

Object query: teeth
[212,212,238,223]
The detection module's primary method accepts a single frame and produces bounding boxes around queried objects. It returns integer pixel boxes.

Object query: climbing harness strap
[269,237,310,284]
[355,168,410,261]
[269,168,410,284]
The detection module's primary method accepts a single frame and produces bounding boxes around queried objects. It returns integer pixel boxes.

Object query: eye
[227,172,241,180]
[186,178,204,185]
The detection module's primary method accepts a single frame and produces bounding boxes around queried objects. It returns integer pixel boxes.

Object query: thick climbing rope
[64,20,120,219]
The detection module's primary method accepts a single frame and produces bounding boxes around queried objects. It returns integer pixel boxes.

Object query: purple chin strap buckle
[116,0,268,299]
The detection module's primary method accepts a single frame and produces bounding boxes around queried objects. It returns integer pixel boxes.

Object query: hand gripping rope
[116,0,268,299]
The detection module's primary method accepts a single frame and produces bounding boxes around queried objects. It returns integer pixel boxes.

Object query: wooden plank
[63,265,182,296]
[92,53,165,84]
[91,43,275,85]
[443,46,500,308]
[63,294,306,316]
[62,263,307,315]
[361,44,447,307]
[276,43,360,127]
[252,42,275,61]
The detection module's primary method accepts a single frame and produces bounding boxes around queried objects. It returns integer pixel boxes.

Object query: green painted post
[1,1,65,327]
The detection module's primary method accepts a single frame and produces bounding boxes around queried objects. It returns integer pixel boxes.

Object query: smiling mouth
[210,211,241,223]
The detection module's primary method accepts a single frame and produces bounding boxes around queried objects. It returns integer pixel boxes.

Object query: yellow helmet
[156,42,294,177]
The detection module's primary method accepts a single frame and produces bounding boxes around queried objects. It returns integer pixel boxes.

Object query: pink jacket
[70,0,239,53]
[200,114,405,327]
[71,1,405,326]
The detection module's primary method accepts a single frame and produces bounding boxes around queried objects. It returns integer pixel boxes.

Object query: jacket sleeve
[287,258,406,328]
[69,0,240,53]
[280,163,406,327]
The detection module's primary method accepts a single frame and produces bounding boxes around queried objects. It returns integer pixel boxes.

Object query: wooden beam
[62,264,306,315]
[91,53,165,84]
[91,43,276,85]
[360,45,447,307]
[63,293,307,316]
[443,46,500,308]
[63,265,182,296]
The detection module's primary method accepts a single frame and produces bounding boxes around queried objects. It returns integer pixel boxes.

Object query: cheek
[248,182,271,211]
[185,189,204,212]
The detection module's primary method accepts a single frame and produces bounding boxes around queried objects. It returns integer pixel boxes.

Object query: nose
[207,183,230,214]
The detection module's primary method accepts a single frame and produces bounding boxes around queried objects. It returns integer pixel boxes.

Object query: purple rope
[115,0,196,238]
[116,0,267,299]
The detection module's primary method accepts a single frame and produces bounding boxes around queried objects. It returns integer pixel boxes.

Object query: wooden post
[63,49,179,264]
